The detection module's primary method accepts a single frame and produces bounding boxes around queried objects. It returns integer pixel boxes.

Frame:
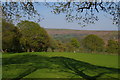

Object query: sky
[34,2,118,31]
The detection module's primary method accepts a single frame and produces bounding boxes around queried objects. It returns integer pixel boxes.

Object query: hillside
[46,29,118,43]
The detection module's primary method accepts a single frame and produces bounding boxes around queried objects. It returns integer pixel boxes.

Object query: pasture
[2,52,120,79]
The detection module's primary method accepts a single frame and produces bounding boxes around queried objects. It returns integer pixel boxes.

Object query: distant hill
[46,29,118,43]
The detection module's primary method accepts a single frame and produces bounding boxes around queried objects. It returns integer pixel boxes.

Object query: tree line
[2,20,119,54]
[2,20,50,52]
[48,35,119,54]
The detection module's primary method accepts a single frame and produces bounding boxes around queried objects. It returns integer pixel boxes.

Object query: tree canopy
[106,40,119,53]
[2,20,22,52]
[82,34,105,52]
[70,38,80,48]
[46,2,119,26]
[18,21,50,52]
[2,1,119,26]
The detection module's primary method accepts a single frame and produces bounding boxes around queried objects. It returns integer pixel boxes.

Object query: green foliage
[82,34,105,52]
[106,40,119,53]
[2,2,119,26]
[65,42,75,52]
[18,21,50,52]
[49,38,57,52]
[70,38,80,48]
[62,38,80,53]
[2,20,22,52]
[56,40,66,52]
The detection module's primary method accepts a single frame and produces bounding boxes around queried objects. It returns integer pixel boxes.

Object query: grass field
[2,52,120,79]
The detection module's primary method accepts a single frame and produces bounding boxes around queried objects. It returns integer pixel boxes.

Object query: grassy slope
[34,52,119,68]
[2,52,120,79]
[3,52,119,68]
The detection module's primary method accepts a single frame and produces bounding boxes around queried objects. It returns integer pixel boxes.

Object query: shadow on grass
[2,54,120,80]
[50,57,120,80]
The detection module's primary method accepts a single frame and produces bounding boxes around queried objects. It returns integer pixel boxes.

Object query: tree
[106,40,119,53]
[70,38,80,48]
[49,38,57,52]
[46,2,119,26]
[70,38,80,53]
[56,40,66,52]
[65,42,75,52]
[2,2,42,23]
[82,34,105,52]
[2,2,119,26]
[18,21,50,52]
[2,20,22,52]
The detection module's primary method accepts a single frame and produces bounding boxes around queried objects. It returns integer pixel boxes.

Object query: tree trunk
[1,49,4,53]
[5,49,8,52]
[31,49,34,52]
[45,49,47,52]
[51,48,54,52]
[27,49,30,52]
